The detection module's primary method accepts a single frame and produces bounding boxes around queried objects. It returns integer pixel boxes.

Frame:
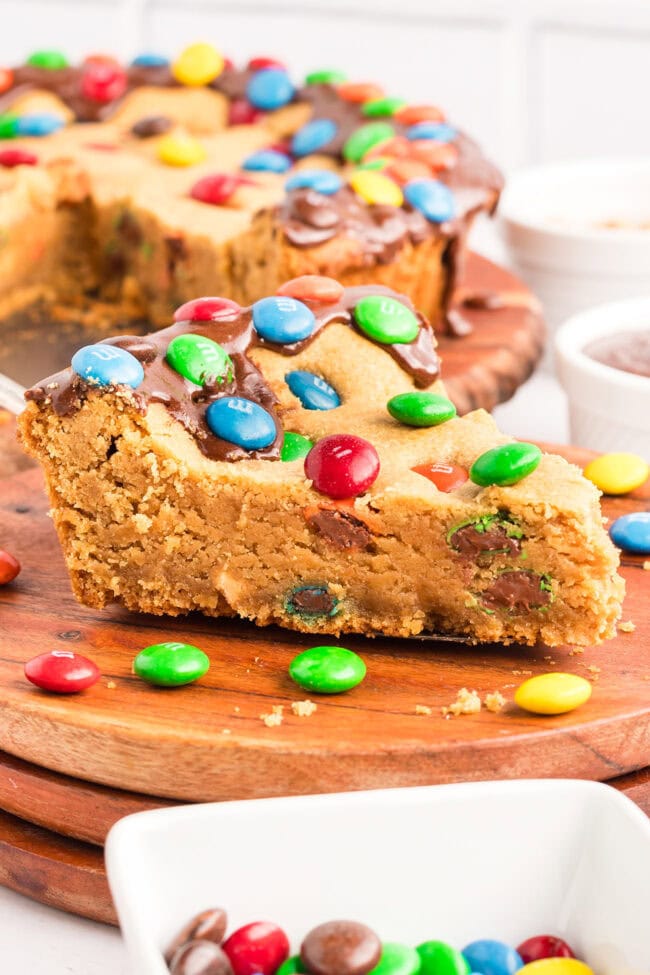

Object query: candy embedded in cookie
[19,277,624,647]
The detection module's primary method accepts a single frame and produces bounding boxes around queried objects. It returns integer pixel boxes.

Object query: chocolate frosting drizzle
[25,285,440,464]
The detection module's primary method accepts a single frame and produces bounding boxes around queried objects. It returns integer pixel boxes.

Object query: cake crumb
[619,620,636,633]
[415,704,432,716]
[260,704,284,727]
[568,647,584,656]
[222,728,231,735]
[512,669,533,676]
[233,705,241,713]
[643,561,650,571]
[585,664,601,681]
[291,699,317,717]
[106,680,116,690]
[484,691,506,713]
[442,687,481,717]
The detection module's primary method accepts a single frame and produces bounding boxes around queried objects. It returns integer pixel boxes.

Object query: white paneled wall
[1,0,649,171]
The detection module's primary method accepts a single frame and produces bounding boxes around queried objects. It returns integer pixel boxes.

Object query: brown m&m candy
[165,908,229,964]
[170,941,234,975]
[300,921,381,975]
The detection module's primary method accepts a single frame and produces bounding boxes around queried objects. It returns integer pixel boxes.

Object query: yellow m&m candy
[157,134,207,167]
[521,961,594,974]
[172,42,224,86]
[349,170,403,207]
[583,452,649,495]
[514,673,592,716]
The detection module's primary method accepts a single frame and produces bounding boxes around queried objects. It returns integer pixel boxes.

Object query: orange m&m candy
[277,275,344,304]
[412,463,468,492]
[0,67,13,93]
[337,82,384,103]
[386,159,432,184]
[410,140,459,171]
[396,104,445,126]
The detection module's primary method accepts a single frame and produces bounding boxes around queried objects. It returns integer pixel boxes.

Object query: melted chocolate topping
[25,284,440,462]
[583,329,650,379]
[481,571,551,613]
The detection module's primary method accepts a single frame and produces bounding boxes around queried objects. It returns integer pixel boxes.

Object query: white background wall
[1,0,649,172]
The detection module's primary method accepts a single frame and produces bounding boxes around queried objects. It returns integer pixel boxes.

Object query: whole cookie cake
[0,44,502,332]
[19,274,624,646]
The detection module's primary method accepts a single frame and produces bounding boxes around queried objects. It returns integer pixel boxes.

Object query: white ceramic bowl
[106,781,650,975]
[500,159,650,340]
[555,296,650,459]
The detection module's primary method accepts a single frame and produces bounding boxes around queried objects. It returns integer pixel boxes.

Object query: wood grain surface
[1,450,648,806]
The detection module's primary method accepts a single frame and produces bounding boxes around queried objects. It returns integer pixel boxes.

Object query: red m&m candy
[81,62,127,103]
[305,435,380,499]
[517,936,576,963]
[0,549,20,585]
[0,149,38,168]
[25,650,100,694]
[228,98,264,125]
[222,922,290,975]
[247,56,286,72]
[411,462,468,492]
[190,173,254,206]
[277,275,344,304]
[173,296,241,322]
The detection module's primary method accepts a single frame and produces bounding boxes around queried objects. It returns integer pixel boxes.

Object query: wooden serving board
[1,452,649,806]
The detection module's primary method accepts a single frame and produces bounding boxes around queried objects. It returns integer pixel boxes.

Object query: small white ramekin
[500,159,650,338]
[555,297,650,459]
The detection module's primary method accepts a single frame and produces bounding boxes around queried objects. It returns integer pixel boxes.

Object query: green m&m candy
[289,645,366,694]
[371,944,422,975]
[343,122,395,163]
[305,69,347,86]
[277,957,305,975]
[166,333,233,386]
[470,442,542,487]
[281,431,313,462]
[0,114,18,139]
[26,50,69,70]
[354,295,419,344]
[387,392,456,427]
[133,641,210,687]
[356,157,391,171]
[417,940,469,975]
[362,97,407,118]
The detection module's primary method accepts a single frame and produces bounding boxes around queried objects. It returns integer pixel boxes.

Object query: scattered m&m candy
[285,169,343,196]
[406,122,457,142]
[166,333,233,386]
[190,173,253,206]
[71,343,144,388]
[411,462,468,492]
[172,42,224,86]
[337,82,384,103]
[372,943,421,975]
[133,641,210,687]
[157,134,207,166]
[252,296,316,343]
[131,114,173,138]
[517,936,575,963]
[514,673,592,716]
[16,113,65,136]
[247,56,287,72]
[387,392,456,427]
[285,371,341,411]
[26,49,69,70]
[361,96,407,117]
[291,118,338,156]
[289,645,366,694]
[417,939,468,975]
[0,113,18,138]
[228,98,264,125]
[222,921,290,975]
[470,443,542,487]
[349,170,403,207]
[281,432,313,462]
[277,275,344,304]
[583,452,649,495]
[404,179,455,223]
[25,650,100,694]
[354,295,419,344]
[395,104,445,125]
[206,397,276,450]
[0,148,38,167]
[170,942,232,975]
[0,68,14,93]
[305,68,348,86]
[0,549,21,585]
[301,921,380,975]
[246,68,295,110]
[462,939,523,975]
[343,122,394,163]
[174,296,240,322]
[131,53,170,68]
[304,434,380,498]
[242,149,291,173]
[80,62,127,103]
[520,963,592,974]
[609,512,650,554]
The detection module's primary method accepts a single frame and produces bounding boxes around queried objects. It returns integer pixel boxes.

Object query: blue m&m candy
[16,113,64,136]
[205,397,276,450]
[609,512,650,554]
[462,940,523,975]
[242,149,291,173]
[285,371,340,410]
[291,118,337,157]
[246,68,295,110]
[252,296,315,344]
[131,53,169,68]
[285,169,343,195]
[406,121,457,142]
[404,178,455,223]
[71,344,144,389]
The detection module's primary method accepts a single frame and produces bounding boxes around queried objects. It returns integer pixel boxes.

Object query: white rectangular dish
[105,780,650,975]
